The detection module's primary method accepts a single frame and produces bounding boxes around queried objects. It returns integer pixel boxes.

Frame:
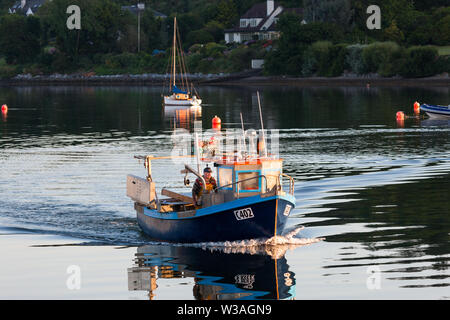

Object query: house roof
[9,0,46,15]
[241,2,279,19]
[225,2,303,34]
[225,1,279,33]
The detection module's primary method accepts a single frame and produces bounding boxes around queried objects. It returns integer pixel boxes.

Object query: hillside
[0,0,448,79]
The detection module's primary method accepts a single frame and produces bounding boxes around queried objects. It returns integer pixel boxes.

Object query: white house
[8,0,46,16]
[224,0,303,44]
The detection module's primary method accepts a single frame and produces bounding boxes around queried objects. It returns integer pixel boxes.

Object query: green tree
[169,13,204,46]
[384,20,404,43]
[40,0,125,56]
[431,8,450,46]
[303,0,353,29]
[186,29,214,46]
[142,11,164,51]
[399,46,439,77]
[404,11,432,45]
[362,41,402,76]
[413,0,449,10]
[216,0,238,28]
[0,14,41,64]
[203,20,225,43]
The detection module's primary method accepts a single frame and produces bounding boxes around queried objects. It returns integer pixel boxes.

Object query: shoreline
[209,75,450,87]
[1,73,449,87]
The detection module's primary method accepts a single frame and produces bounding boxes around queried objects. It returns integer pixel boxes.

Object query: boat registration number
[283,204,292,216]
[234,208,254,221]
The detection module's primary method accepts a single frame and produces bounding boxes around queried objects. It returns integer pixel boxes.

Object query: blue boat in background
[420,104,450,118]
[127,146,296,243]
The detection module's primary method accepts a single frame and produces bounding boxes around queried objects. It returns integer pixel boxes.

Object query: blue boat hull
[420,104,450,118]
[135,194,295,243]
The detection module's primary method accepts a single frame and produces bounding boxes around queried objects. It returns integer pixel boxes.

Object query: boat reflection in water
[163,105,202,130]
[127,241,299,300]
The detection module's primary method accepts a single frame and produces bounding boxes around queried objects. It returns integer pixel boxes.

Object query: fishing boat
[127,99,295,243]
[127,154,295,243]
[163,17,202,107]
[420,104,450,118]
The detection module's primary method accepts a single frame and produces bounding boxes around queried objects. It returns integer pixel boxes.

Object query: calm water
[0,85,449,299]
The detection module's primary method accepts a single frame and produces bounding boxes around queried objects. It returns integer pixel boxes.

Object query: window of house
[250,19,257,27]
[240,19,247,28]
[241,34,252,41]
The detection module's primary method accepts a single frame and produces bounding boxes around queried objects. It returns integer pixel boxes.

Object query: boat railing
[280,173,295,196]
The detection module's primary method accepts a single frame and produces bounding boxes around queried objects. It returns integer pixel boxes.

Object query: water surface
[0,85,449,299]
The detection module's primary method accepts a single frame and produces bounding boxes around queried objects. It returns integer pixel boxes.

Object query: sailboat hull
[164,95,202,106]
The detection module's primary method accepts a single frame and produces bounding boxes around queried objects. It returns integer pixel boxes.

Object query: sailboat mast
[172,17,177,88]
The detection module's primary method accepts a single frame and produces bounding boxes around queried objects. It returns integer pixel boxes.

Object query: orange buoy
[1,104,7,113]
[396,111,405,121]
[212,115,221,130]
[413,101,420,114]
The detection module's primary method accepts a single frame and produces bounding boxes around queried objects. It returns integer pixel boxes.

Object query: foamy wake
[181,226,325,259]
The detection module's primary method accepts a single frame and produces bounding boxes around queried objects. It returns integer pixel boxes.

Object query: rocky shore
[5,72,224,85]
[1,70,449,87]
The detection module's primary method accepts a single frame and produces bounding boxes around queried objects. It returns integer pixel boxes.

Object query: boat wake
[175,227,325,259]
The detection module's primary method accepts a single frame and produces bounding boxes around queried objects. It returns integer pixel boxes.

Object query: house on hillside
[224,0,303,44]
[8,0,46,16]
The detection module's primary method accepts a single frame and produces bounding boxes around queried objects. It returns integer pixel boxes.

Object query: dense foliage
[0,0,448,78]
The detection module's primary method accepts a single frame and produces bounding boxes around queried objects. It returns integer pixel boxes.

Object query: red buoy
[396,111,405,121]
[212,115,221,130]
[413,101,420,114]
[1,104,7,113]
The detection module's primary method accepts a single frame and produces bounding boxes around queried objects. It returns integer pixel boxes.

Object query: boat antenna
[256,91,267,157]
[194,132,201,173]
[240,112,247,153]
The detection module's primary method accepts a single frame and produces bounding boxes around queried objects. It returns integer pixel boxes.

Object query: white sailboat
[164,17,202,107]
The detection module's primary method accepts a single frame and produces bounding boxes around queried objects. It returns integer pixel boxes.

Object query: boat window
[265,172,280,191]
[237,171,259,191]
[218,167,233,189]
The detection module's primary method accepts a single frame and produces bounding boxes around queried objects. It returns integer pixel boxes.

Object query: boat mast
[172,17,177,89]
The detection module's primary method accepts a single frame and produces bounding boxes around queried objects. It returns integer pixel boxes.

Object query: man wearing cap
[192,167,217,207]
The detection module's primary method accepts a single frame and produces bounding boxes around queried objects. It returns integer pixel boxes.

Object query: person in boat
[192,167,217,206]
